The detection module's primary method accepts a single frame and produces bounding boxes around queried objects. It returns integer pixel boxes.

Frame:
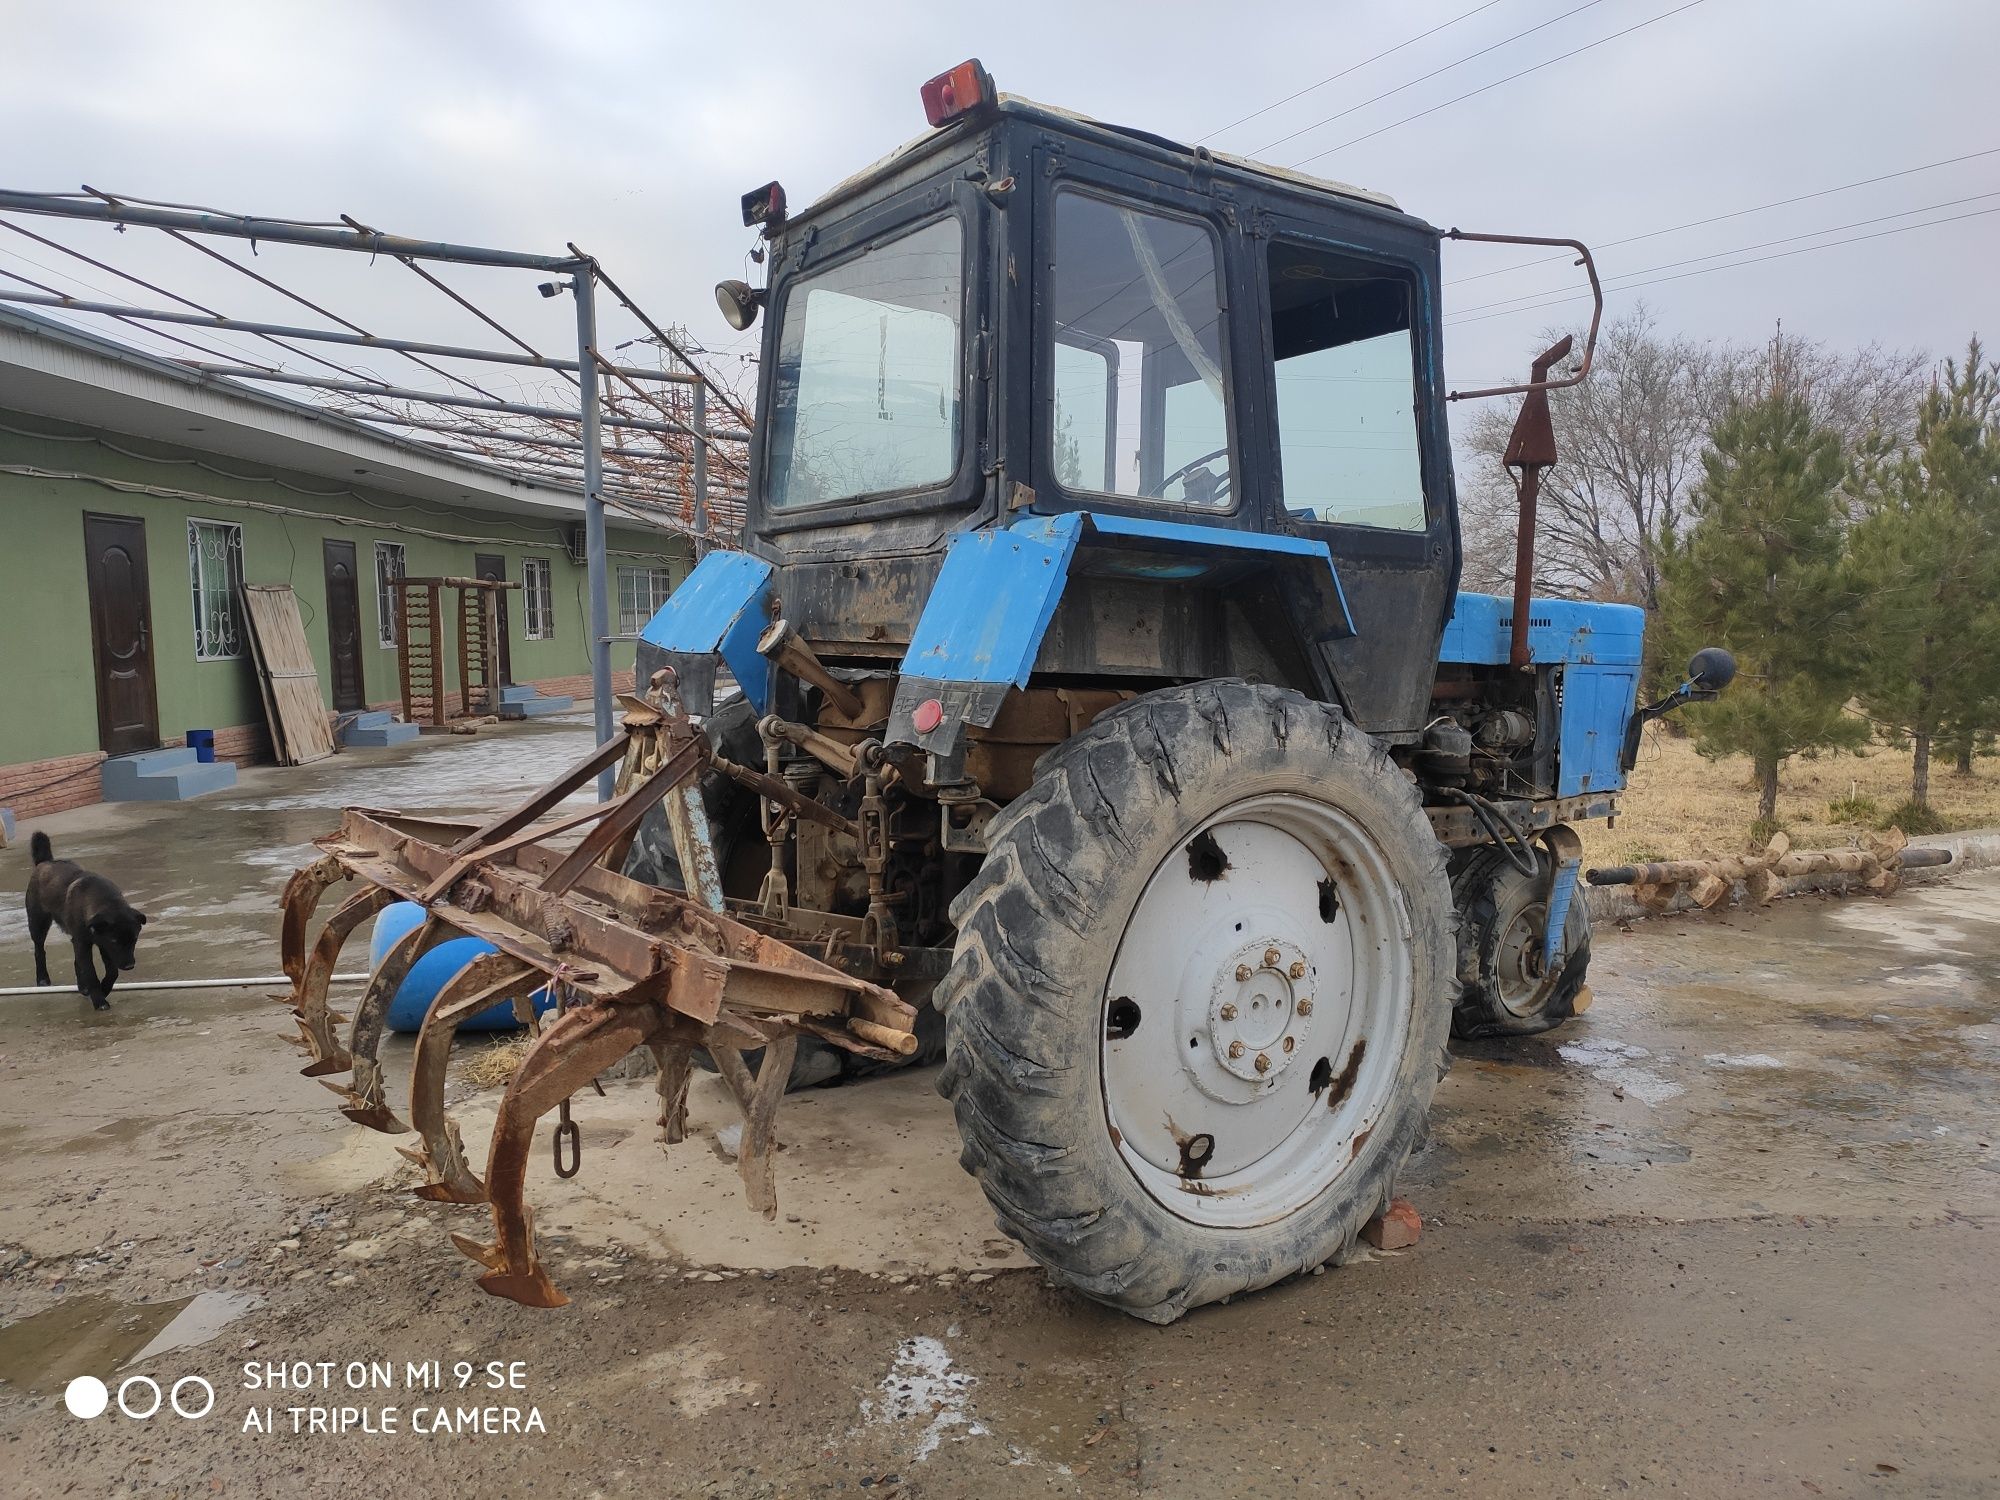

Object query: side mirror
[1621,645,1739,772]
[1687,646,1736,693]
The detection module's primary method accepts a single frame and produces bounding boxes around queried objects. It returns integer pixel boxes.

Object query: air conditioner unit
[565,524,588,566]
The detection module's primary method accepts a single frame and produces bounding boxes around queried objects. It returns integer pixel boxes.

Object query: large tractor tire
[935,680,1455,1323]
[1449,843,1591,1039]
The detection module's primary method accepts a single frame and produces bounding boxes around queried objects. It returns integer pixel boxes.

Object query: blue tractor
[615,61,1733,1321]
[281,60,1728,1317]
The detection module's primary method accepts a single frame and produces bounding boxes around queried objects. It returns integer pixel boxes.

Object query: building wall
[0,414,689,809]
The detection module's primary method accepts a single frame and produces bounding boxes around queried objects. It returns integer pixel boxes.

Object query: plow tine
[279,854,348,989]
[708,1034,800,1219]
[293,886,394,1077]
[339,916,450,1134]
[460,1002,665,1308]
[408,954,538,1203]
[648,1040,695,1147]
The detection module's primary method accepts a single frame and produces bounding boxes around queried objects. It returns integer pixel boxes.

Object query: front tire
[935,680,1454,1322]
[1449,844,1591,1039]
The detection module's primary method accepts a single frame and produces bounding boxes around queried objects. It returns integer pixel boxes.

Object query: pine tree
[1656,383,1866,823]
[1848,338,2000,806]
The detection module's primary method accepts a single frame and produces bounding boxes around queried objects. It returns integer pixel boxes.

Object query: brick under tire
[935,679,1455,1323]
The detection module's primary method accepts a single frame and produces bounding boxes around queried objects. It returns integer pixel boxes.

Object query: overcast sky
[4,0,1994,433]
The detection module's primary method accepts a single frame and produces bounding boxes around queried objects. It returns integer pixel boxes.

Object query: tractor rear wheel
[1449,844,1592,1039]
[936,680,1454,1322]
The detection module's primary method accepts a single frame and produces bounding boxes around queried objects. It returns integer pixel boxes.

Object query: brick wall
[524,669,636,701]
[0,749,107,820]
[163,723,273,767]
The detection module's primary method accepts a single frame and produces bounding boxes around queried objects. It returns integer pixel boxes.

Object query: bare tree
[1456,307,1927,610]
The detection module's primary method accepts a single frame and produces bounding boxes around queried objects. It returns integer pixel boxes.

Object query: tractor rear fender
[887,511,1356,754]
[637,549,776,715]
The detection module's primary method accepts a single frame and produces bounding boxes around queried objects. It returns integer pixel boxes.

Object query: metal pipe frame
[171,361,750,442]
[692,384,711,553]
[358,409,728,465]
[573,276,615,802]
[0,288,694,382]
[0,190,587,271]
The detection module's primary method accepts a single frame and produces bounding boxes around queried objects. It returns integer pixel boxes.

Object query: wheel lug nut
[1235,964,1252,982]
[1296,999,1314,1016]
[1254,1052,1271,1074]
[1228,1041,1245,1059]
[1263,948,1281,968]
[1282,1036,1296,1054]
[1288,960,1307,980]
[1219,1002,1238,1021]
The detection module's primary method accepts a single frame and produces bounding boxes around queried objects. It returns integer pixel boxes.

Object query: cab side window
[1267,241,1426,531]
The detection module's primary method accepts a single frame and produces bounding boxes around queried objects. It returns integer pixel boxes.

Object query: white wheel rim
[1099,792,1415,1228]
[1495,899,1552,1018]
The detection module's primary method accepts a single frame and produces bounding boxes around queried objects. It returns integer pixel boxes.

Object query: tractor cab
[677,63,1470,740]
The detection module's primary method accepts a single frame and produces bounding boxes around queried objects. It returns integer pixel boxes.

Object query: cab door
[1249,213,1460,733]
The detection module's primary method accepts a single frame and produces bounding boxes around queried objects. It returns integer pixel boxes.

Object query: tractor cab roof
[794,93,1416,231]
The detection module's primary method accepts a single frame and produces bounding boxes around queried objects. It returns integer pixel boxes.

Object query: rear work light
[921,59,995,128]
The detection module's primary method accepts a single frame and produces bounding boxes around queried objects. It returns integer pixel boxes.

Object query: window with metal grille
[523,557,554,640]
[187,519,245,661]
[616,564,674,637]
[374,541,406,648]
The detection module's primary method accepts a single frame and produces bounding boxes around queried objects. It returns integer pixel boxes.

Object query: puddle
[1886,962,1975,988]
[1703,1053,1785,1069]
[0,1291,258,1394]
[862,1335,985,1461]
[1556,1038,1685,1106]
[1573,1135,1693,1166]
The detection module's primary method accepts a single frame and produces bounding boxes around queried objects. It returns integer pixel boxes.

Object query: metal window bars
[188,518,244,661]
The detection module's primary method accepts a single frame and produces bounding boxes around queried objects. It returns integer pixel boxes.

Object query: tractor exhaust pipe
[1504,335,1573,672]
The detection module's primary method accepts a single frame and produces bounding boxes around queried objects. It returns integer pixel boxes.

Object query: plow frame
[277,689,916,1306]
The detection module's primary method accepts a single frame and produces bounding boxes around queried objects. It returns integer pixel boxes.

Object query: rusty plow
[274,694,916,1307]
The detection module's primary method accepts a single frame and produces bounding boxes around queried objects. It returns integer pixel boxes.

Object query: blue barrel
[186,729,216,764]
[368,902,556,1033]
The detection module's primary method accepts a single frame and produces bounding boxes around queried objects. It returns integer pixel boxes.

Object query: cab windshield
[764,216,964,511]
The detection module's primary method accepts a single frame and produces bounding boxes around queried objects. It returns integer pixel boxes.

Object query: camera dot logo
[63,1373,214,1421]
[64,1376,110,1420]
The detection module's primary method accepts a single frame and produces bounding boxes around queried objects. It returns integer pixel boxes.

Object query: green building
[0,307,691,820]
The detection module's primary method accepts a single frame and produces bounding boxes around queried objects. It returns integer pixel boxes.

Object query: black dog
[26,832,147,1010]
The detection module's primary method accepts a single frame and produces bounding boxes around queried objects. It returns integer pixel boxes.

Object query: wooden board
[242,585,336,766]
[238,587,286,763]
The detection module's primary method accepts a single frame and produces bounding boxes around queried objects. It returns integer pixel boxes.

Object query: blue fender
[637,549,775,712]
[889,511,1355,747]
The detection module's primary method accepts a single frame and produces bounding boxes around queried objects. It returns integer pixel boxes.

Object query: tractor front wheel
[936,680,1454,1322]
[1449,844,1592,1039]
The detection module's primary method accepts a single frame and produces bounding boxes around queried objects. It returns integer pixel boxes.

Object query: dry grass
[458,1035,534,1090]
[1587,729,2000,866]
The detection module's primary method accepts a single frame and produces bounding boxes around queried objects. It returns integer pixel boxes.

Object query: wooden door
[321,539,366,712]
[83,513,161,757]
[473,552,512,685]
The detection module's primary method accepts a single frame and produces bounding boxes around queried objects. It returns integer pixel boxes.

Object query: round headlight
[714,279,761,332]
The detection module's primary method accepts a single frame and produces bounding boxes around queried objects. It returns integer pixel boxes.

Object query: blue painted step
[498,695,574,720]
[101,747,237,802]
[340,710,419,749]
[344,721,420,748]
[498,684,544,705]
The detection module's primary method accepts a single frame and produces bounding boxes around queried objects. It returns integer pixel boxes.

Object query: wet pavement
[0,718,1995,1497]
